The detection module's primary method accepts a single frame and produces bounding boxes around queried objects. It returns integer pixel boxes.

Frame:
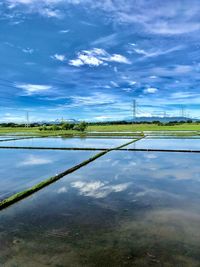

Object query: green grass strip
[111,136,145,150]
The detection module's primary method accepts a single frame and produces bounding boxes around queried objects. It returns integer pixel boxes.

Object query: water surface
[0,136,19,141]
[0,137,132,149]
[0,149,95,201]
[1,151,200,266]
[125,138,200,150]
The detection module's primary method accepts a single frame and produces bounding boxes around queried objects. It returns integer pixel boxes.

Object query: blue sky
[0,0,200,122]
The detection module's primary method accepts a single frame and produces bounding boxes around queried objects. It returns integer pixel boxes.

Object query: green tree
[73,121,87,132]
[61,122,74,130]
[39,125,47,131]
[50,124,60,131]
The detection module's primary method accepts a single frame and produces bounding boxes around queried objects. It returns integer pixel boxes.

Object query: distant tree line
[39,121,88,132]
[88,119,195,125]
[0,119,197,128]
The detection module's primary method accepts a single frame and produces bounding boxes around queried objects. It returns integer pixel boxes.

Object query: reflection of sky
[126,138,200,150]
[61,150,200,205]
[0,137,132,148]
[1,150,200,266]
[0,136,17,140]
[71,180,131,198]
[11,150,200,206]
[0,149,95,200]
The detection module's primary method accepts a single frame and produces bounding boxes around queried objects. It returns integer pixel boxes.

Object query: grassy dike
[1,123,200,137]
[0,138,141,211]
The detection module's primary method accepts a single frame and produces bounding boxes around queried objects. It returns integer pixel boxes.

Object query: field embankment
[0,123,200,137]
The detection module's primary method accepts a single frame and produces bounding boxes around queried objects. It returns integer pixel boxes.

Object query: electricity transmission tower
[133,99,137,122]
[25,112,29,127]
[180,106,186,117]
[181,107,184,117]
[163,111,167,117]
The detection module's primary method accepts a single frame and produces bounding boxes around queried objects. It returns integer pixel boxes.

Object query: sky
[0,0,200,122]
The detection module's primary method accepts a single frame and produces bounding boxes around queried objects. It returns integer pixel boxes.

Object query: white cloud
[7,0,63,18]
[69,58,84,67]
[132,46,183,58]
[22,48,34,54]
[71,180,130,198]
[69,53,103,67]
[7,0,63,5]
[78,54,103,66]
[69,92,116,106]
[94,115,113,121]
[40,8,62,18]
[15,83,52,95]
[144,87,158,94]
[2,114,26,123]
[6,1,200,35]
[170,92,200,99]
[59,29,70,33]
[18,155,52,166]
[147,21,200,35]
[92,33,118,46]
[145,154,158,159]
[94,113,130,121]
[108,54,130,64]
[115,1,200,35]
[110,81,119,87]
[8,0,35,4]
[69,48,130,67]
[174,65,192,74]
[129,81,137,86]
[122,88,132,92]
[57,186,68,193]
[51,54,66,62]
[152,65,193,76]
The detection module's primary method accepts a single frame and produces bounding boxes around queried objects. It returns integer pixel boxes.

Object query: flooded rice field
[0,149,95,201]
[0,137,133,149]
[0,136,19,141]
[0,137,200,266]
[125,138,200,150]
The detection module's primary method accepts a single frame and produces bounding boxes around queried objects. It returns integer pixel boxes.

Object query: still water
[0,149,95,201]
[0,136,19,141]
[125,138,200,150]
[0,150,200,266]
[0,137,132,149]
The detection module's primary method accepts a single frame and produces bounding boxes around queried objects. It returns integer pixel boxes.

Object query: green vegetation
[39,121,88,132]
[0,122,200,137]
[88,123,200,132]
